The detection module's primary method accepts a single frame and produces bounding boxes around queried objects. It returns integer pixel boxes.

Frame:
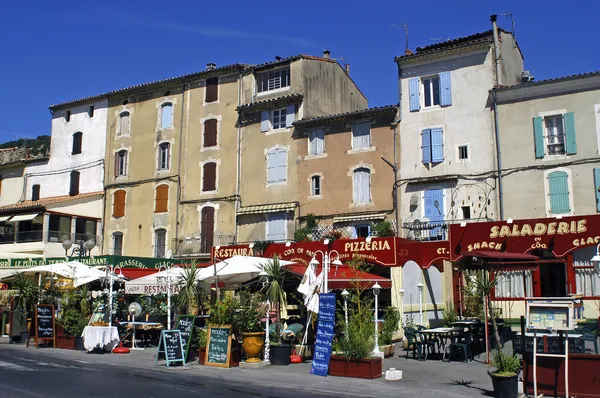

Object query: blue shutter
[261,111,270,132]
[409,78,420,112]
[278,150,287,182]
[431,128,444,162]
[267,151,276,183]
[421,129,431,164]
[424,189,444,239]
[548,171,570,214]
[564,112,577,155]
[285,104,295,127]
[161,104,173,129]
[439,72,452,106]
[594,168,600,212]
[267,212,285,241]
[317,130,324,154]
[533,117,545,158]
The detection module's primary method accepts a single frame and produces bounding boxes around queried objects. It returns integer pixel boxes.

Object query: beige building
[235,53,368,243]
[292,105,398,239]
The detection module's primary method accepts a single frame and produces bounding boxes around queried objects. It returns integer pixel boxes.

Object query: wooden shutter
[32,184,40,201]
[564,112,577,155]
[548,171,570,214]
[69,171,80,196]
[203,163,216,191]
[431,128,444,162]
[204,119,218,147]
[200,207,215,252]
[439,72,452,106]
[155,184,169,213]
[409,78,420,112]
[533,117,545,158]
[119,112,130,136]
[72,132,82,154]
[161,103,173,129]
[261,111,270,132]
[205,78,219,103]
[421,129,431,164]
[113,190,126,218]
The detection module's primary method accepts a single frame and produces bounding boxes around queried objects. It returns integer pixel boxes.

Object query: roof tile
[0,192,104,212]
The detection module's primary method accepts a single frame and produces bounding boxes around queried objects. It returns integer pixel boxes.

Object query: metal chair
[450,327,473,362]
[404,328,427,361]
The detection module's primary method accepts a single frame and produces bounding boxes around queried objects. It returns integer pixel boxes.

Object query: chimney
[275,56,282,61]
[405,49,413,56]
[323,50,331,59]
[206,63,216,71]
[345,64,350,75]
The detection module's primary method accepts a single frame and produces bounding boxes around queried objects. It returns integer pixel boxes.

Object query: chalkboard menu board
[155,330,185,367]
[33,304,56,348]
[175,315,196,363]
[311,293,336,377]
[205,325,232,368]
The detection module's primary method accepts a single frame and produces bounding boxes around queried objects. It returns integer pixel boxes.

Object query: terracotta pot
[198,347,206,365]
[328,355,382,379]
[241,332,265,363]
[56,335,76,350]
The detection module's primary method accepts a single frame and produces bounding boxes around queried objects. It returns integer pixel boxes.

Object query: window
[260,105,295,132]
[88,106,94,118]
[495,271,533,298]
[575,267,600,297]
[533,113,576,158]
[421,128,444,164]
[267,148,287,184]
[72,132,83,155]
[75,218,96,243]
[271,108,287,130]
[547,171,571,214]
[310,175,321,196]
[160,102,173,129]
[458,145,468,160]
[266,212,286,241]
[422,76,440,108]
[155,184,169,213]
[205,77,219,103]
[539,263,567,297]
[158,142,170,170]
[65,110,71,122]
[48,214,71,242]
[202,162,217,192]
[257,67,290,93]
[352,167,371,204]
[115,150,128,177]
[154,229,166,258]
[351,122,371,150]
[32,184,40,201]
[409,72,451,112]
[118,111,130,136]
[203,119,218,148]
[69,170,80,196]
[113,232,123,256]
[308,130,325,155]
[200,207,215,253]
[113,190,126,218]
[461,206,471,220]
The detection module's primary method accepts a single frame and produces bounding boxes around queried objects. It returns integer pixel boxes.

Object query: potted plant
[379,306,400,357]
[11,273,37,342]
[261,255,291,365]
[237,291,267,363]
[57,308,85,350]
[195,327,208,365]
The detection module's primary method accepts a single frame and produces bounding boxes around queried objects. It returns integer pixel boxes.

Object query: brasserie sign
[0,255,190,269]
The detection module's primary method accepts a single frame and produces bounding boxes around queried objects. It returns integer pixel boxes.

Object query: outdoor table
[419,327,460,361]
[452,320,480,326]
[120,322,164,331]
[81,326,119,352]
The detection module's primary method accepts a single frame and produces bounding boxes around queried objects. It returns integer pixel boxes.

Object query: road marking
[0,360,32,371]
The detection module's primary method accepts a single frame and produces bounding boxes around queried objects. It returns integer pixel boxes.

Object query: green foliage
[294,213,319,242]
[442,301,458,326]
[402,313,416,331]
[209,290,265,341]
[462,272,485,320]
[261,256,287,343]
[491,349,521,376]
[192,327,207,349]
[11,273,38,319]
[61,308,85,336]
[379,307,400,345]
[294,228,311,242]
[252,240,273,255]
[139,293,168,315]
[305,213,318,230]
[371,220,395,237]
[339,301,375,359]
[0,135,50,156]
[175,262,207,315]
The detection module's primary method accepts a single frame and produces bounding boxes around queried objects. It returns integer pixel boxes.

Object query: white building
[0,99,108,258]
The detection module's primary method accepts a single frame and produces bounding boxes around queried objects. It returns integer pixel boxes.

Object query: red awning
[462,250,539,262]
[285,264,391,290]
[120,268,158,280]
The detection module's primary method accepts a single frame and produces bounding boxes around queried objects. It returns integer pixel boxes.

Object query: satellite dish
[128,302,144,351]
[166,249,173,259]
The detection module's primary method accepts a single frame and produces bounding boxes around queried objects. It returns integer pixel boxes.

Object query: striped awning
[237,203,297,215]
[0,215,12,222]
[333,213,387,223]
[8,213,41,223]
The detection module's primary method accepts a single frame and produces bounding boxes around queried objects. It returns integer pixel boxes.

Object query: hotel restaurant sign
[449,214,600,260]
[0,255,190,269]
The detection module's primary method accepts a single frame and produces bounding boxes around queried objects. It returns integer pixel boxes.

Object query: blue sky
[1,0,598,142]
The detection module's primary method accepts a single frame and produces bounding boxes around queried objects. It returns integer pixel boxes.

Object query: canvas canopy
[196,255,296,286]
[1,261,110,287]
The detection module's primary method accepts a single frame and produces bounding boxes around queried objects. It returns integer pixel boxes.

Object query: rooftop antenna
[501,12,516,47]
[429,37,450,43]
[390,23,409,53]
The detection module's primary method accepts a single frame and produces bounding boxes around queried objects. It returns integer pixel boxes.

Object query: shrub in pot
[379,306,399,357]
[195,327,208,365]
[488,349,520,398]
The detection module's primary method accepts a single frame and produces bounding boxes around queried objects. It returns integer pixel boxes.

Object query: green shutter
[548,171,570,214]
[564,112,577,155]
[594,168,600,212]
[533,117,545,158]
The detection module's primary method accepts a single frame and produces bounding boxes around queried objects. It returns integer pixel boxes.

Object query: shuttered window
[160,103,173,129]
[548,171,571,214]
[424,189,444,239]
[267,148,287,184]
[271,108,287,130]
[115,150,128,177]
[308,130,325,155]
[351,122,371,150]
[266,212,286,241]
[72,132,83,155]
[439,72,452,106]
[533,113,577,158]
[158,142,170,170]
[112,232,123,256]
[118,112,130,137]
[353,167,371,204]
[200,207,215,253]
[205,78,219,103]
[155,184,169,213]
[69,171,80,196]
[154,229,166,258]
[202,162,217,192]
[421,128,444,164]
[204,119,218,147]
[422,76,440,107]
[113,190,126,218]
[409,78,420,112]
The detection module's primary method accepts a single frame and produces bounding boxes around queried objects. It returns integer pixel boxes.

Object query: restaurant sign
[449,214,600,260]
[1,255,190,269]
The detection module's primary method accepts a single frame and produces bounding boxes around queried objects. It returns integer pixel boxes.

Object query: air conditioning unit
[520,70,534,83]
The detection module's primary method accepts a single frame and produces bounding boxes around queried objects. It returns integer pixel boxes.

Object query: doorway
[538,262,567,297]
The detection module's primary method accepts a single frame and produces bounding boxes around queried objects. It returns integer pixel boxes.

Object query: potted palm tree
[261,255,291,365]
[175,262,204,315]
[12,273,37,342]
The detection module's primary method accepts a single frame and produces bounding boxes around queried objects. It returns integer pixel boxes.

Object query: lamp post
[309,250,342,293]
[62,238,96,260]
[591,244,600,273]
[399,288,405,325]
[157,264,180,330]
[104,265,125,327]
[417,282,424,326]
[341,289,350,339]
[372,282,382,356]
[259,271,270,365]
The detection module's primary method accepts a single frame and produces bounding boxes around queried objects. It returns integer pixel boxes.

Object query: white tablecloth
[81,326,119,352]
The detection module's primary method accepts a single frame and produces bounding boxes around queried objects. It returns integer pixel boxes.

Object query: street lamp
[309,250,342,293]
[62,238,96,260]
[341,289,350,339]
[157,264,181,330]
[102,265,125,327]
[417,282,424,325]
[590,244,600,273]
[399,288,405,325]
[372,282,382,356]
[259,271,270,365]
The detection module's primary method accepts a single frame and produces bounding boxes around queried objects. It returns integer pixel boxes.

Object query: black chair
[450,328,473,362]
[404,328,427,361]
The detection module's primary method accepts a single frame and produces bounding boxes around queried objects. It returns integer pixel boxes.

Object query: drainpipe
[174,82,187,249]
[490,15,502,86]
[395,61,403,236]
[234,71,244,243]
[492,90,504,220]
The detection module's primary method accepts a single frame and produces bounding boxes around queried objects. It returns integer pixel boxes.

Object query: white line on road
[0,360,32,371]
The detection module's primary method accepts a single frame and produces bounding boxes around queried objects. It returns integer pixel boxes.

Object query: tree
[175,261,204,315]
[260,255,287,342]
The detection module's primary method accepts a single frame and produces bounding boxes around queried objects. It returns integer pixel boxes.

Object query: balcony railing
[401,218,492,241]
[16,230,43,243]
[173,234,236,257]
[47,231,99,245]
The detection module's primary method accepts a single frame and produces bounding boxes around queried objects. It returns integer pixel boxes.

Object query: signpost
[205,325,232,368]
[311,293,335,377]
[155,330,185,367]
[174,315,196,363]
[30,304,55,348]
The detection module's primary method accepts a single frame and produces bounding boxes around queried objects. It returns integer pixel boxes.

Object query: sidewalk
[0,341,495,397]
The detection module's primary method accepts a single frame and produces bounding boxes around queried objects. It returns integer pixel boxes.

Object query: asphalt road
[0,347,339,398]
